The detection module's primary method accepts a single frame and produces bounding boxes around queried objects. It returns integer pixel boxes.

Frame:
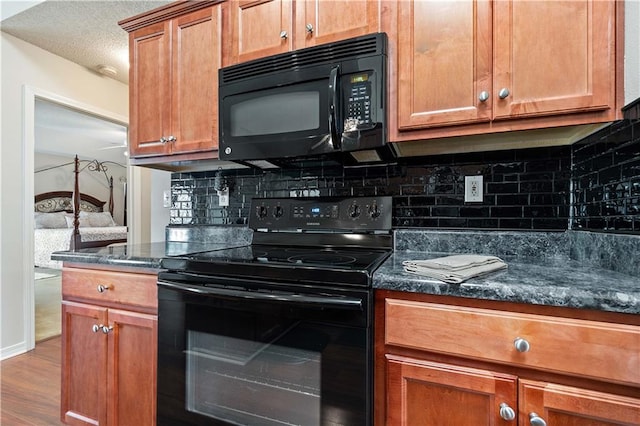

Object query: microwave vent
[221,33,387,83]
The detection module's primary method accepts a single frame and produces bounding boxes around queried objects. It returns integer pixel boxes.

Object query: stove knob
[348,203,361,218]
[368,202,381,219]
[256,205,268,219]
[273,205,284,218]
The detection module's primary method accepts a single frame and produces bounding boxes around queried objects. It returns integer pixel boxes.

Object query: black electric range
[160,196,393,287]
[156,196,392,426]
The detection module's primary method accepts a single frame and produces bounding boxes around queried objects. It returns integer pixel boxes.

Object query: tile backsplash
[171,111,640,234]
[171,146,572,230]
[571,118,640,232]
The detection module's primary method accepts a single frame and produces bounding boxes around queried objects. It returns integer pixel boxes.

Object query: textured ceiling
[1,0,172,162]
[1,0,172,84]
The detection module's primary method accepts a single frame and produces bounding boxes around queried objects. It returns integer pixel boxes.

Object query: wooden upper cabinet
[129,21,171,157]
[396,0,492,130]
[492,0,616,120]
[227,0,380,64]
[388,0,620,142]
[171,7,221,154]
[127,5,222,158]
[294,0,380,49]
[228,0,293,64]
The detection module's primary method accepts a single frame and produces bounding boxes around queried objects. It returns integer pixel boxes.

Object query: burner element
[287,253,357,266]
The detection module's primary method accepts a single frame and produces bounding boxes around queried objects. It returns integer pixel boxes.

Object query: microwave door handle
[328,65,340,149]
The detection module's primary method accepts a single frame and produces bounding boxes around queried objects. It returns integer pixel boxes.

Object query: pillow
[65,211,117,228]
[34,212,70,229]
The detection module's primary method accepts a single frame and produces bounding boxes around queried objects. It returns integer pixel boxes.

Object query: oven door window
[158,286,369,426]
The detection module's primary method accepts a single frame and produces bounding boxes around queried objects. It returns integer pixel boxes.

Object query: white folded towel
[402,254,507,284]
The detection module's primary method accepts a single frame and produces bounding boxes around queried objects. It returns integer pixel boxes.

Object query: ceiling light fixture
[96,64,118,78]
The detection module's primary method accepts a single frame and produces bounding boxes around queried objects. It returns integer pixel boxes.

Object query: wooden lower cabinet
[376,290,640,425]
[60,267,157,426]
[519,380,640,426]
[386,356,518,425]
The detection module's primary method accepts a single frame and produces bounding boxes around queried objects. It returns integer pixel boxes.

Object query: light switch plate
[464,176,483,202]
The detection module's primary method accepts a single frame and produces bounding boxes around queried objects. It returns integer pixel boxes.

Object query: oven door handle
[158,280,363,310]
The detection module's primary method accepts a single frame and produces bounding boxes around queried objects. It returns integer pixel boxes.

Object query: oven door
[156,274,372,426]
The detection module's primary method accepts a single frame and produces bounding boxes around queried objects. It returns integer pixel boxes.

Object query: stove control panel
[249,196,392,232]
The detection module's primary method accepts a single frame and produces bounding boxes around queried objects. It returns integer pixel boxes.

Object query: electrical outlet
[218,188,230,207]
[163,190,171,208]
[464,175,483,202]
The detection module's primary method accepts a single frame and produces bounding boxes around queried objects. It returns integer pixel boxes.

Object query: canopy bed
[34,156,127,269]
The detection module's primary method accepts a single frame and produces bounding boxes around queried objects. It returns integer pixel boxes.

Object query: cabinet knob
[499,403,516,421]
[529,412,547,426]
[101,325,113,334]
[514,337,530,352]
[92,324,101,333]
[478,91,490,102]
[306,23,314,34]
[97,284,112,293]
[166,135,177,143]
[498,88,510,99]
[160,136,168,144]
[280,30,288,39]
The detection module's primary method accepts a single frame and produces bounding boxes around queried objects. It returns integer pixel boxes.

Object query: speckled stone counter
[374,230,640,314]
[51,225,252,270]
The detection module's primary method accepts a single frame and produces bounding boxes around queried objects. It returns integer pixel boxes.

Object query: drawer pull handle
[499,403,516,421]
[529,412,547,426]
[97,284,112,293]
[514,337,530,352]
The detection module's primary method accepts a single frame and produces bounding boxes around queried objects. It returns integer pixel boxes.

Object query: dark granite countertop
[51,241,238,270]
[374,251,639,314]
[375,230,640,315]
[52,227,639,315]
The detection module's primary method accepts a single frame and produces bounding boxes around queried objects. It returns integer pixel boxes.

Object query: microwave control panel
[343,71,374,131]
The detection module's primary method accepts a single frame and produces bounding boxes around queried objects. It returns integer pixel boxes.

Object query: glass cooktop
[160,244,392,287]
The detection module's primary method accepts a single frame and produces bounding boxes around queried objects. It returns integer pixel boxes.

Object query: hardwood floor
[0,337,64,425]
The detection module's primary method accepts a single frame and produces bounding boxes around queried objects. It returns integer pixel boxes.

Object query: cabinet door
[61,301,108,426]
[106,309,157,426]
[229,0,293,64]
[295,0,379,49]
[519,379,640,425]
[129,21,172,157]
[171,6,221,154]
[386,356,517,425]
[493,0,616,120]
[395,0,492,130]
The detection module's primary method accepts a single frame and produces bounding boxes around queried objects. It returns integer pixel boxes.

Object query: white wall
[150,169,172,242]
[625,0,640,104]
[1,32,132,358]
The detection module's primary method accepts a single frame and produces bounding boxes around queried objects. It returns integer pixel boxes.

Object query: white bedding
[34,226,128,269]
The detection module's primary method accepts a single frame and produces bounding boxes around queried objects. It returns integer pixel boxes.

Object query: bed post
[71,155,81,250]
[108,176,114,217]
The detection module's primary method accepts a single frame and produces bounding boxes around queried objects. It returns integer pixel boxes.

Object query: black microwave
[219,33,390,164]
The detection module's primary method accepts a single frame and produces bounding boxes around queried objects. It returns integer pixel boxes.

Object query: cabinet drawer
[384,299,640,386]
[63,267,157,311]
